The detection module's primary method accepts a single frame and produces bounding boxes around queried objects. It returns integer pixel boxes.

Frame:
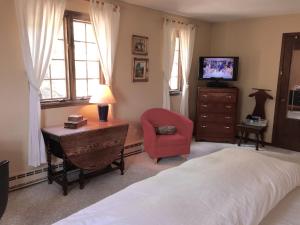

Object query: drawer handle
[226,95,232,99]
[201,115,208,118]
[225,126,231,129]
[201,125,207,128]
[201,104,208,108]
[225,105,232,109]
[202,95,208,98]
[224,116,232,119]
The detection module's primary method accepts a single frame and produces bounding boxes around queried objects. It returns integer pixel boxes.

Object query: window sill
[169,90,182,96]
[41,99,92,109]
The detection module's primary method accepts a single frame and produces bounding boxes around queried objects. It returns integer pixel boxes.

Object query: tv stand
[207,80,229,88]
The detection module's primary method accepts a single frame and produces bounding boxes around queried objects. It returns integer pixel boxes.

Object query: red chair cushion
[156,133,187,147]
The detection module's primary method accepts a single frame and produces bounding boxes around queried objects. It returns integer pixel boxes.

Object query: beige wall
[210,14,300,142]
[0,0,211,176]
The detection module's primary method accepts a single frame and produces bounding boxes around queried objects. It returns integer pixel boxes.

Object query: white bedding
[54,148,300,225]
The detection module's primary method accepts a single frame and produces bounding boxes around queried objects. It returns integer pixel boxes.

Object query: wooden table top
[42,119,144,148]
[42,120,129,137]
[237,123,267,131]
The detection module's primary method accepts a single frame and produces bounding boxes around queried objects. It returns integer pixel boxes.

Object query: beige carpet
[2,142,300,225]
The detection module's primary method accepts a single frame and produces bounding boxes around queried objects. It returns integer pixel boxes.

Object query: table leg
[260,132,265,147]
[255,133,259,151]
[62,155,68,196]
[238,128,244,146]
[244,131,249,144]
[79,169,85,190]
[120,147,125,175]
[46,140,53,184]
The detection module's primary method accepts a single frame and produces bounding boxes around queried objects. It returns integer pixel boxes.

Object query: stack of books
[64,115,87,129]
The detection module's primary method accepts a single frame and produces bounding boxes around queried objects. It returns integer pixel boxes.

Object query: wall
[0,0,211,177]
[210,14,300,142]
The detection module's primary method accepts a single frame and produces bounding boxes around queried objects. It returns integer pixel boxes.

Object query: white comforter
[54,148,300,225]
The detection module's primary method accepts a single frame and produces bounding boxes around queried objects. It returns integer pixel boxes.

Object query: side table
[42,120,129,195]
[237,123,267,150]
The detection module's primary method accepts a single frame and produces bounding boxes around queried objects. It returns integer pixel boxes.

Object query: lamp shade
[89,85,116,105]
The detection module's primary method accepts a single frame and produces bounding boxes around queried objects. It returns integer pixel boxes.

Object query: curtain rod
[83,0,119,9]
[165,18,198,28]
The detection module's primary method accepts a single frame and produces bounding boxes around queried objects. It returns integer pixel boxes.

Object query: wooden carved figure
[249,88,273,119]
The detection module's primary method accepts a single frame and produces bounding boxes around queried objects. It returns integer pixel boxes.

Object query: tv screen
[199,57,239,81]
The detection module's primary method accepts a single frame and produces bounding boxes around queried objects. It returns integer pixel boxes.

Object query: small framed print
[132,58,149,82]
[132,35,148,55]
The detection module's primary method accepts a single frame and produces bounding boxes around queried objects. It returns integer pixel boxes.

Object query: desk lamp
[89,85,116,122]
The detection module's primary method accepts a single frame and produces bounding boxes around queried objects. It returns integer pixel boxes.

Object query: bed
[53,147,300,225]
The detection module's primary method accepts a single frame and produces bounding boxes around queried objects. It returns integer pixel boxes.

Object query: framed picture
[132,35,148,55]
[132,58,149,82]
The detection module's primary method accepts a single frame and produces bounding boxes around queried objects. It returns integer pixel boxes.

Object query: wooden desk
[42,120,129,195]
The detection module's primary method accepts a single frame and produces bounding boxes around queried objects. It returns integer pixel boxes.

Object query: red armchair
[141,108,193,161]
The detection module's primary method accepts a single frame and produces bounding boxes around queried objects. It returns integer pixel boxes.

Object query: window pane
[88,79,100,96]
[41,80,51,99]
[87,43,99,60]
[50,60,66,79]
[75,42,86,60]
[73,21,86,42]
[87,61,100,78]
[86,24,96,43]
[75,61,87,79]
[52,40,65,59]
[76,79,88,97]
[169,77,178,90]
[169,37,180,91]
[52,80,67,98]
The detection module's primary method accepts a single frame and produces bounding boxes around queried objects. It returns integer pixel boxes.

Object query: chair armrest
[173,115,193,142]
[141,119,156,147]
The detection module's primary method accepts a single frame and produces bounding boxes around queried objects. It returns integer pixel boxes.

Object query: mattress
[259,149,300,225]
[54,147,300,225]
[260,187,300,225]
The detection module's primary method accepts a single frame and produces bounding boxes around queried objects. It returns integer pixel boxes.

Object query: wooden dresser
[196,87,238,143]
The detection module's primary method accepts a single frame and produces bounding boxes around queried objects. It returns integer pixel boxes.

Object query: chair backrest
[0,160,9,219]
[141,108,181,126]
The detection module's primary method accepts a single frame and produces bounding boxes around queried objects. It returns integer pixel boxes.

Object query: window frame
[169,35,183,96]
[41,10,104,109]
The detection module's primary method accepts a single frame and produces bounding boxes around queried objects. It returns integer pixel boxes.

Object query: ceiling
[122,0,300,22]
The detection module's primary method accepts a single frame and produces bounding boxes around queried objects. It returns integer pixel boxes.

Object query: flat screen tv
[199,57,239,81]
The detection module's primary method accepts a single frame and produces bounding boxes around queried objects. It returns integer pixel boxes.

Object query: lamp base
[97,105,109,122]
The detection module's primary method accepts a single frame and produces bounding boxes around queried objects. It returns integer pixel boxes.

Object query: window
[169,37,182,94]
[41,28,67,100]
[41,11,104,108]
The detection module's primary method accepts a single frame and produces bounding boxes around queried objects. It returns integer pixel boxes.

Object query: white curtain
[89,1,120,86]
[179,24,196,117]
[162,19,177,110]
[15,0,65,167]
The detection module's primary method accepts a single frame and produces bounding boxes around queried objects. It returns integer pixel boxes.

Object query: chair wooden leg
[181,154,189,160]
[153,158,161,164]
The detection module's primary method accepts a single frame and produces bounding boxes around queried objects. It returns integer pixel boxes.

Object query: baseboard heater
[9,143,143,191]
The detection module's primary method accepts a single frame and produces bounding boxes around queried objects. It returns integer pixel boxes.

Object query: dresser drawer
[197,123,235,137]
[198,113,234,124]
[198,92,236,103]
[198,103,235,113]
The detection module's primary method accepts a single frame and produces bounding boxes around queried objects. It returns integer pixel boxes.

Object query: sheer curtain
[89,0,120,86]
[162,19,177,110]
[179,24,196,117]
[15,0,65,167]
